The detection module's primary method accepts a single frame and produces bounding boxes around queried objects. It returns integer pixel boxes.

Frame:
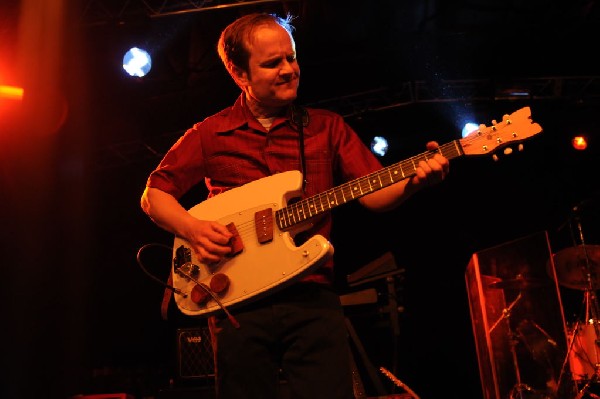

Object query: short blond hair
[217,13,295,75]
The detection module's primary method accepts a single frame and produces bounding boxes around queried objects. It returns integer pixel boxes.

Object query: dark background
[1,1,600,398]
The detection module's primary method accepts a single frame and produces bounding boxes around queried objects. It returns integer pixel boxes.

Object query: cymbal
[488,275,546,290]
[551,244,600,290]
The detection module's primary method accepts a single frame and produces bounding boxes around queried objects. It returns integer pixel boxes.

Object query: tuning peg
[493,154,499,162]
[504,147,513,155]
[491,120,498,131]
[518,144,524,151]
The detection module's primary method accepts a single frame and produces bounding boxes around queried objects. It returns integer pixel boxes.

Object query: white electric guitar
[171,106,542,317]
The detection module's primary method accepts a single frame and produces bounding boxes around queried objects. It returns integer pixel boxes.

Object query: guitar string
[218,115,532,240]
[194,112,535,259]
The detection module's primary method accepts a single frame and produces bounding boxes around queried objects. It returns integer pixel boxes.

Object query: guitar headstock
[460,107,542,158]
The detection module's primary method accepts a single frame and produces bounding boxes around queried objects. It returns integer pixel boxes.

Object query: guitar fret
[305,198,315,218]
[379,169,394,186]
[290,203,301,223]
[356,180,365,195]
[339,186,348,203]
[314,193,325,213]
[277,209,288,229]
[400,162,413,177]
[363,178,372,193]
[339,185,349,202]
[295,202,307,222]
[333,188,345,205]
[348,183,357,199]
[367,177,375,192]
[295,202,305,222]
[347,183,356,199]
[388,165,402,180]
[289,208,296,225]
[326,190,337,207]
[373,174,383,190]
[303,200,311,220]
[332,188,341,204]
[376,172,384,188]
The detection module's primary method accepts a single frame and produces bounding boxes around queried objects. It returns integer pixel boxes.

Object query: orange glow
[0,85,24,100]
[572,136,588,150]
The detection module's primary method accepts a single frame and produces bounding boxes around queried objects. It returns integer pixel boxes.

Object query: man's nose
[280,60,296,74]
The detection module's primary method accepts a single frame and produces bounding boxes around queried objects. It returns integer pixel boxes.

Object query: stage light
[370,135,389,157]
[572,135,588,151]
[462,122,479,138]
[0,85,24,100]
[122,47,152,78]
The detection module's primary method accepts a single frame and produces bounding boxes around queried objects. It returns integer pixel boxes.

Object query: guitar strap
[290,103,309,192]
[160,273,173,320]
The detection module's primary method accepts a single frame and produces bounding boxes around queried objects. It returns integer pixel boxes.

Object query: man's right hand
[183,219,233,264]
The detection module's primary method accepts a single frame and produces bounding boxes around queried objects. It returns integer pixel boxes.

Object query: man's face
[242,24,300,108]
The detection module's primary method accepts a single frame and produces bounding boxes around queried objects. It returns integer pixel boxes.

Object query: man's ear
[231,65,249,87]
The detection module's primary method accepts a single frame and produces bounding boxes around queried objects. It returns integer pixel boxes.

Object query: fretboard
[275,140,464,230]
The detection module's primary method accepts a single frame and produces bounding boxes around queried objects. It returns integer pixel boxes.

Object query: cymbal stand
[489,291,535,399]
[573,210,600,321]
[572,213,600,398]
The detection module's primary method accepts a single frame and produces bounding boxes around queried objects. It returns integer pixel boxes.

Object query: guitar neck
[276,139,464,230]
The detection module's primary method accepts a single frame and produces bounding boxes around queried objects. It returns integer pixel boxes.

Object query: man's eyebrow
[260,55,285,64]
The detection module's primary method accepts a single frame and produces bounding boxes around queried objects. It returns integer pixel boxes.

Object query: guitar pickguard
[172,171,333,317]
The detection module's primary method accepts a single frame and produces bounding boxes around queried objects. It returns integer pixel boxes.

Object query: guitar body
[172,170,334,317]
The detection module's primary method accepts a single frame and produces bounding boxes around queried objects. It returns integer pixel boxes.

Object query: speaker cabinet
[176,327,215,380]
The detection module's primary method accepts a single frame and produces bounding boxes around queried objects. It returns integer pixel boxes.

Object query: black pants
[209,282,355,399]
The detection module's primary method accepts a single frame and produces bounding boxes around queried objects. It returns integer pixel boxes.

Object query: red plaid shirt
[147,94,383,283]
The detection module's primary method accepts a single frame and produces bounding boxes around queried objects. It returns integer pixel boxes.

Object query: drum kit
[552,201,600,399]
[554,244,600,398]
[485,200,600,399]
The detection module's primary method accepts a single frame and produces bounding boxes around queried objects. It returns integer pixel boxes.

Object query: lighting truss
[82,0,300,26]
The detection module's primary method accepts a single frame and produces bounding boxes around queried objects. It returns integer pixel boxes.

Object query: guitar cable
[136,243,240,328]
[136,243,186,296]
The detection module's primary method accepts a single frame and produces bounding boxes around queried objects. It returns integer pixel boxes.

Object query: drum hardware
[551,245,600,291]
[553,206,600,399]
[488,283,537,399]
[488,275,561,399]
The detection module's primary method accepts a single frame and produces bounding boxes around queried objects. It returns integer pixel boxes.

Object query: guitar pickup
[254,208,273,244]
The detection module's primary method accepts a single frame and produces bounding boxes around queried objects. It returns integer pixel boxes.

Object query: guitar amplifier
[176,327,215,380]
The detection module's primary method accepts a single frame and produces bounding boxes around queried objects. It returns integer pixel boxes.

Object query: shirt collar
[214,94,251,134]
[215,93,296,134]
